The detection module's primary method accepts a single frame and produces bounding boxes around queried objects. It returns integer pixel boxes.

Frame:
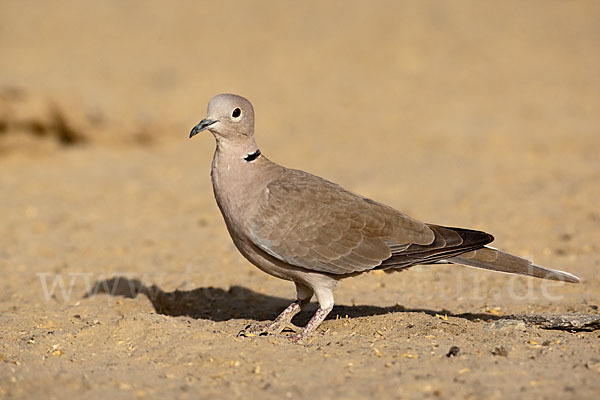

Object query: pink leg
[288,285,335,343]
[288,304,333,343]
[238,283,313,337]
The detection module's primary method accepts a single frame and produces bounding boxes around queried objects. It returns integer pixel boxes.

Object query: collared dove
[189,93,580,342]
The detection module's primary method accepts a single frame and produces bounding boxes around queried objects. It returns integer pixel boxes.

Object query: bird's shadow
[83,276,501,325]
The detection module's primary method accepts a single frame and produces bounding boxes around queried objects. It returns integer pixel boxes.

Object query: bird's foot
[237,320,290,337]
[238,299,308,338]
[286,305,333,344]
[287,332,308,344]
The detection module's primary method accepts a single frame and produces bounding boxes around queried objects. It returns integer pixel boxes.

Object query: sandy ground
[1,1,600,399]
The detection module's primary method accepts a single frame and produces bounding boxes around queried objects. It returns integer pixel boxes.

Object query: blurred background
[1,1,599,398]
[2,1,598,152]
[2,0,598,264]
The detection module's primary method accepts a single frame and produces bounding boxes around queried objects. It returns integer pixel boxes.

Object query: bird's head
[190,94,255,142]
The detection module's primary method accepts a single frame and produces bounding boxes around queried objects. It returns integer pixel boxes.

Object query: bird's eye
[231,108,242,118]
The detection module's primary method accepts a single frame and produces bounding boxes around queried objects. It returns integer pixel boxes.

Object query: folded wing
[248,169,493,275]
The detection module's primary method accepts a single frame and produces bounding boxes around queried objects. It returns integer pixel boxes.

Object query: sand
[1,1,599,399]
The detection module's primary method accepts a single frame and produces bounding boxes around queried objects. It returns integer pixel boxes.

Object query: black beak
[189,118,217,138]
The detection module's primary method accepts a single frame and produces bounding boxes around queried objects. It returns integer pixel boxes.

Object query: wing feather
[248,169,437,274]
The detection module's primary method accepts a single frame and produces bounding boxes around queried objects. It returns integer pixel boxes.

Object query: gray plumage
[189,93,580,342]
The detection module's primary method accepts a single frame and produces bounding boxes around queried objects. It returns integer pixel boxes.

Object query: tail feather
[448,246,580,283]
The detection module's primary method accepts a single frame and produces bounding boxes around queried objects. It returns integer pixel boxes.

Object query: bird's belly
[229,234,295,282]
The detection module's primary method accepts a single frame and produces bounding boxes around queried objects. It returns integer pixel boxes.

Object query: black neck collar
[244,149,261,162]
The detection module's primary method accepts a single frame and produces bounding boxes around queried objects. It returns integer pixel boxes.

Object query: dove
[189,93,580,342]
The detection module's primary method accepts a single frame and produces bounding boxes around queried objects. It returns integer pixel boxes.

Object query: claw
[237,329,258,338]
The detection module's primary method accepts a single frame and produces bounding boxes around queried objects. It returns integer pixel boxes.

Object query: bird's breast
[210,153,258,234]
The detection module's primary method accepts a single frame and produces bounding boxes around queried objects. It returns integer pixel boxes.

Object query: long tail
[447,246,580,283]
